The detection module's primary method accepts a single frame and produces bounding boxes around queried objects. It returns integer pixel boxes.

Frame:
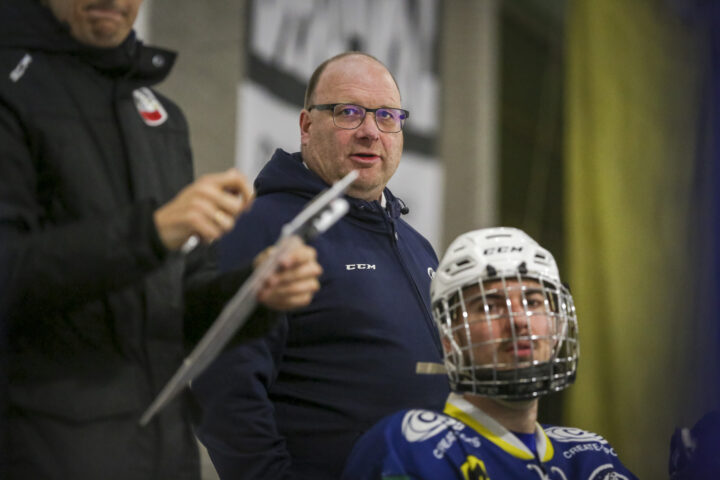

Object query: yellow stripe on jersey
[443,401,554,462]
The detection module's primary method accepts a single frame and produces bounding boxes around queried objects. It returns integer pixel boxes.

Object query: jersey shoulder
[343,409,469,480]
[543,425,613,445]
[543,424,619,459]
[359,408,464,446]
[543,425,639,479]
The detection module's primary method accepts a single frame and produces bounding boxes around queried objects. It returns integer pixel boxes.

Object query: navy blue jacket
[193,149,450,479]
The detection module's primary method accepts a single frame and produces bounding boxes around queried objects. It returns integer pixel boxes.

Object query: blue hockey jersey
[342,394,637,480]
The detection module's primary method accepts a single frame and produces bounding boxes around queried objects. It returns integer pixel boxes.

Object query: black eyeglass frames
[307,103,409,133]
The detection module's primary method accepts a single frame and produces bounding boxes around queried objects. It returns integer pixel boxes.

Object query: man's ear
[299,110,311,146]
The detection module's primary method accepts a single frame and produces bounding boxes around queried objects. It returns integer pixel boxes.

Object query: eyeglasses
[307,103,409,133]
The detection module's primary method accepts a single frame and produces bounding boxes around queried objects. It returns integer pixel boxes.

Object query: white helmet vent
[534,252,550,267]
[443,257,476,277]
[486,232,512,240]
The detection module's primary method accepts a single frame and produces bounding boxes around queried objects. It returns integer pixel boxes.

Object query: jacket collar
[256,149,409,223]
[0,0,175,86]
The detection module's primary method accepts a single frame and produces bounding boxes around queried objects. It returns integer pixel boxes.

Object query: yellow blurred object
[565,0,703,477]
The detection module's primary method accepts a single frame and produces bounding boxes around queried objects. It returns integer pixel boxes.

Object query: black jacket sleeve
[0,104,175,321]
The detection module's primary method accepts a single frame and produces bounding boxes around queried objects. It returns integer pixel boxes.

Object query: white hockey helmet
[431,227,579,400]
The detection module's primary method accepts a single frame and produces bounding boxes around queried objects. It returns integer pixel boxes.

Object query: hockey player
[342,227,637,479]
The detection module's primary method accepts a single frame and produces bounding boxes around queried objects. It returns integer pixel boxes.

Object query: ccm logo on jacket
[346,264,376,270]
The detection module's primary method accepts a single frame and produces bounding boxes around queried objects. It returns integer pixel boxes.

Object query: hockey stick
[139,170,358,426]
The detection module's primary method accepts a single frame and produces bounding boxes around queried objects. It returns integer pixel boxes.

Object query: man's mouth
[85,3,126,20]
[505,341,534,356]
[350,153,380,164]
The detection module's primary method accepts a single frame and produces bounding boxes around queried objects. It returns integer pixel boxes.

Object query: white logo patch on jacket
[133,87,168,126]
[9,53,32,82]
[346,264,376,271]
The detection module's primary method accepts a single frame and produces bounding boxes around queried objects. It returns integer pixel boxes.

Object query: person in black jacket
[0,0,323,479]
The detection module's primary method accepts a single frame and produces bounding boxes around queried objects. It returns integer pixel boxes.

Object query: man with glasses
[192,52,450,479]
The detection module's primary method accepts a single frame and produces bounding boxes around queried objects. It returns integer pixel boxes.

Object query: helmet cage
[434,266,579,400]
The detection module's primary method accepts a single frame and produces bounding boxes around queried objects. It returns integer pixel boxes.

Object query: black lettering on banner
[245,0,439,155]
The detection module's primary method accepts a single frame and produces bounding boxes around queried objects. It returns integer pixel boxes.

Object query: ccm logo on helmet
[346,264,376,270]
[483,246,524,255]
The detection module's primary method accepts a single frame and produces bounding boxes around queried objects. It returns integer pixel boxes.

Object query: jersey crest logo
[461,456,490,480]
[133,87,168,126]
[401,410,464,442]
[588,464,630,480]
[545,426,608,444]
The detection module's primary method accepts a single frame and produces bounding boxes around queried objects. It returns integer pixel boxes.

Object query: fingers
[192,169,251,219]
[256,277,321,311]
[253,245,274,269]
[213,168,254,210]
[154,168,254,251]
[255,241,323,311]
[265,255,323,291]
[277,237,318,271]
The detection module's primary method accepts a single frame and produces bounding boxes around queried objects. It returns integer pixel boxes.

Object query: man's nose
[354,112,381,140]
[508,298,530,327]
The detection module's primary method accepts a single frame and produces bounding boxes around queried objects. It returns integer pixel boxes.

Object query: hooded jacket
[0,1,243,478]
[193,149,450,479]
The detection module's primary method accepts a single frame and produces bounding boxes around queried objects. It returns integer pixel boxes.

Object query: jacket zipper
[384,211,443,353]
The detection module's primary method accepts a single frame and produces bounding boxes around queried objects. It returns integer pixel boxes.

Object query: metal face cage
[434,270,579,400]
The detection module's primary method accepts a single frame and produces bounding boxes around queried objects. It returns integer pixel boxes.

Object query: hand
[154,168,253,251]
[255,237,323,311]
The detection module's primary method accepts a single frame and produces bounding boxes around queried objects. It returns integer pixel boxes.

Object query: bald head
[299,52,405,202]
[304,52,400,109]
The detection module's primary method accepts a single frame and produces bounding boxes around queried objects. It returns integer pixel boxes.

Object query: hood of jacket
[0,0,175,83]
[256,149,410,222]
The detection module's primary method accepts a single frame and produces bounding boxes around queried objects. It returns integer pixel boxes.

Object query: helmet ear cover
[431,228,579,400]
